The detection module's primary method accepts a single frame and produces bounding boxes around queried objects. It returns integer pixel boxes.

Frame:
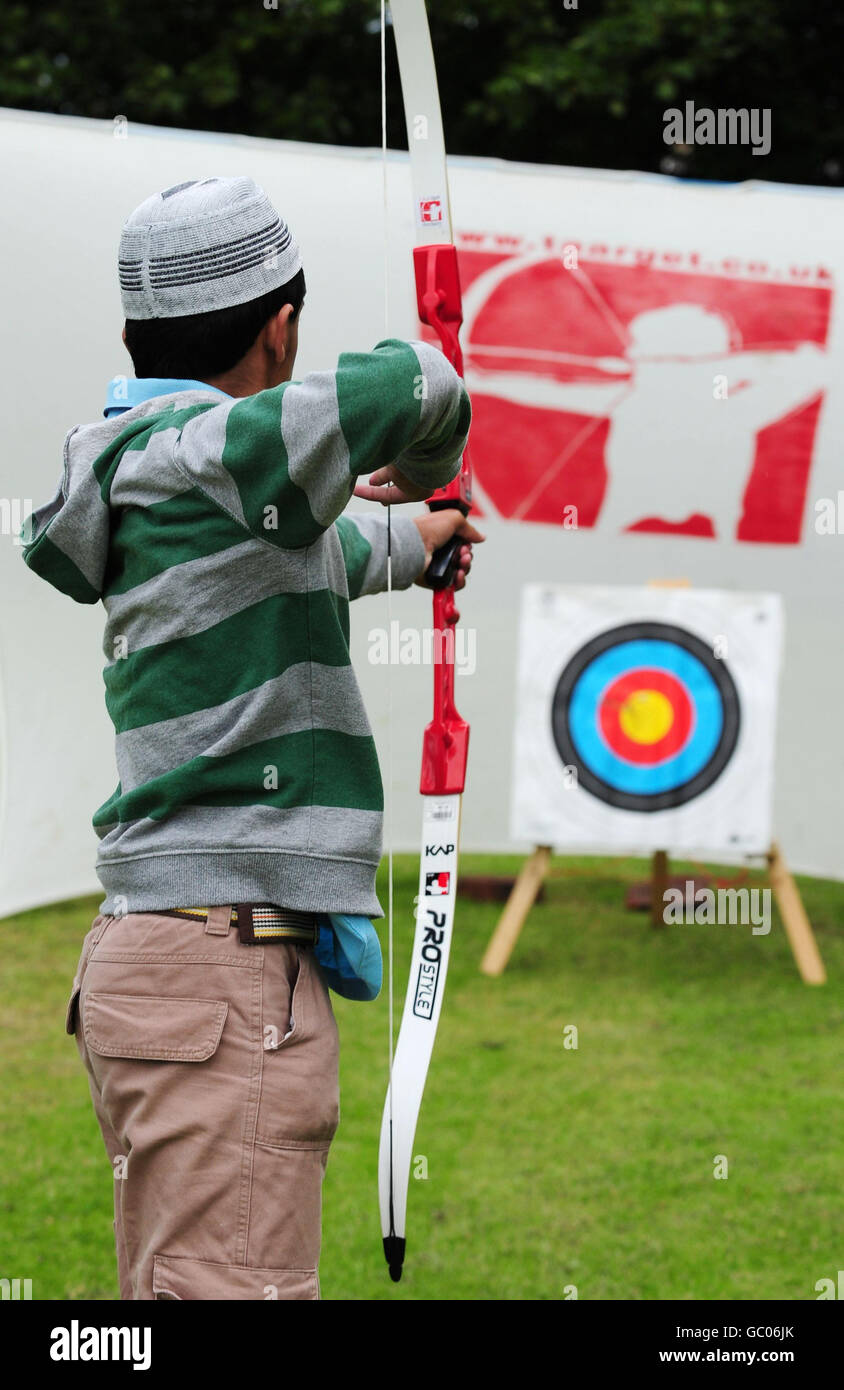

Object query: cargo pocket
[82,993,228,1062]
[152,1253,318,1301]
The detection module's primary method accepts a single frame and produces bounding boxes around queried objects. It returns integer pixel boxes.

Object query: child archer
[22,176,481,1300]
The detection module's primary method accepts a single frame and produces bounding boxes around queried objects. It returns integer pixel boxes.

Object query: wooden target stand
[479,843,826,985]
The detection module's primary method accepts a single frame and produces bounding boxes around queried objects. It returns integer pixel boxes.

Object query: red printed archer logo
[453,246,832,545]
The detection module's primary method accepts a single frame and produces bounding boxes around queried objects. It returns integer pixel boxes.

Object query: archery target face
[512,586,783,856]
[551,621,741,812]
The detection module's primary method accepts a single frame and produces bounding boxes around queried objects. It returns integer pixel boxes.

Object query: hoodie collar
[104,376,229,417]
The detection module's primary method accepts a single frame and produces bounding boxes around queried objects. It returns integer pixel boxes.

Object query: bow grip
[424,534,462,590]
[423,488,471,591]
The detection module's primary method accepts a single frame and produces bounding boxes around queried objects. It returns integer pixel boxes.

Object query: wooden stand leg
[767,842,826,985]
[652,850,668,927]
[480,845,552,976]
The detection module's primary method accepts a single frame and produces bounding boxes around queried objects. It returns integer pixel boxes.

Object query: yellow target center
[618,689,674,744]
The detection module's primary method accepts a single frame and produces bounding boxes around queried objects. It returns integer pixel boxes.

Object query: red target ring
[598,668,694,765]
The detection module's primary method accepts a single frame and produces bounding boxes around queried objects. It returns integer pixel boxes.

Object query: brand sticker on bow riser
[412,910,448,1019]
[425,870,451,896]
[418,196,444,225]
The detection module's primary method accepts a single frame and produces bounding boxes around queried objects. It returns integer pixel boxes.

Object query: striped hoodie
[22,339,471,917]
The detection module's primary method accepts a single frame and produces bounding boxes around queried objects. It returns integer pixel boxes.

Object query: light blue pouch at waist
[315,913,383,1001]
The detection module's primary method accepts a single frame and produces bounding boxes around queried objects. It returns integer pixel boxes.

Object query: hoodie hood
[22,391,223,603]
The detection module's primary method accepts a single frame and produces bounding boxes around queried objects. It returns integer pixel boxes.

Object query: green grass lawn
[1,855,841,1301]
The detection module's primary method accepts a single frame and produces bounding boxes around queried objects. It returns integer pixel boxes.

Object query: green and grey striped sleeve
[171,339,470,550]
[336,514,426,598]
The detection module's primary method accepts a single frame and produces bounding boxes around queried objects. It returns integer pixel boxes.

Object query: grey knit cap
[118,177,302,320]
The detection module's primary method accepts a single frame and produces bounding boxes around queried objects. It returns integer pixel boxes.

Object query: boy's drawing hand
[413,510,485,591]
[353,464,433,504]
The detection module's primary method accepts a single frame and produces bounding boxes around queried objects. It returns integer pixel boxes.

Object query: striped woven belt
[160,904,319,945]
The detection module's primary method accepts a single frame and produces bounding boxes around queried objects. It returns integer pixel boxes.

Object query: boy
[22,176,479,1300]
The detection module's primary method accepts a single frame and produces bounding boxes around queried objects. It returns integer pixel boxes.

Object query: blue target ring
[568,641,723,795]
[551,622,740,811]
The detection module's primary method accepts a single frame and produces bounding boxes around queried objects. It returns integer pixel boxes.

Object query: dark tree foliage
[1,0,842,185]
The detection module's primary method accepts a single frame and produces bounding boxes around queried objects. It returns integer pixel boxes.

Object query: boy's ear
[265,304,295,362]
[121,325,128,346]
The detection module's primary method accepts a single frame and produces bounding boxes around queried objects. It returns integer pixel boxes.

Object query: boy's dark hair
[124,268,306,379]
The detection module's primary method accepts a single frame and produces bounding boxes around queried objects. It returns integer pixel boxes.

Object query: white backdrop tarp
[1,108,843,918]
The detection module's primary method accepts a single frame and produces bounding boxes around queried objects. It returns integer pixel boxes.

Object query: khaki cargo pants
[66,907,340,1300]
